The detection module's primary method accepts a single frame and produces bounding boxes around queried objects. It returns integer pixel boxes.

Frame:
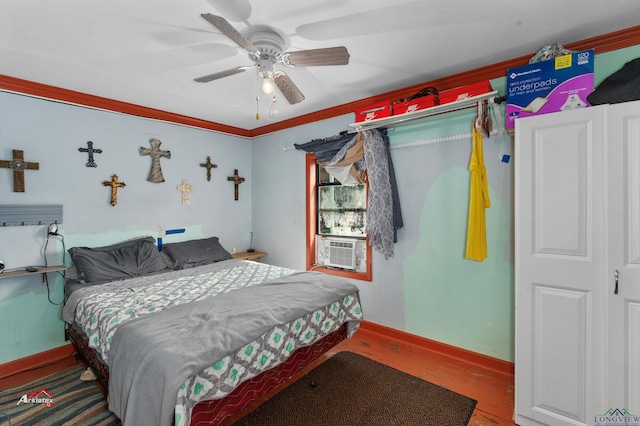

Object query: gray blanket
[107,271,360,426]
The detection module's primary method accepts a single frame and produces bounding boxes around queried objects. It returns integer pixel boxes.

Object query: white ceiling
[1,0,639,131]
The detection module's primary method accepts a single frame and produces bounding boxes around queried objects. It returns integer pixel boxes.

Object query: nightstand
[232,251,267,262]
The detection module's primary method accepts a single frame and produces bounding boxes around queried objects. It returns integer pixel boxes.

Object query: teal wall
[0,94,252,364]
[398,46,640,360]
[252,45,640,363]
[1,44,638,366]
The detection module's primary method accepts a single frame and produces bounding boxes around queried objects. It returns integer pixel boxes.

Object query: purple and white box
[506,49,594,128]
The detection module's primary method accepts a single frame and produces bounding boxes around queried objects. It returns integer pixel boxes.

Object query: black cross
[227,169,245,201]
[79,141,103,167]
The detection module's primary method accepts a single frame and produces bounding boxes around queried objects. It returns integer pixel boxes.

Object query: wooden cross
[0,149,39,192]
[227,169,245,201]
[79,141,103,167]
[139,139,171,183]
[200,156,218,181]
[177,179,194,205]
[103,174,126,206]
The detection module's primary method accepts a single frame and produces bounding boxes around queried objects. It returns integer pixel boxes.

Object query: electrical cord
[42,223,66,306]
[0,411,11,426]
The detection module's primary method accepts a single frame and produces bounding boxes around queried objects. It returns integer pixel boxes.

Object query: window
[305,153,372,281]
[317,165,366,237]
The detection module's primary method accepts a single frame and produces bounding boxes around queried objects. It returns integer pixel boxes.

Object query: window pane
[318,185,366,237]
[318,210,366,237]
[318,165,340,184]
[318,185,366,210]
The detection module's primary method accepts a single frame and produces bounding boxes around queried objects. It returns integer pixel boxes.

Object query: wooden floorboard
[2,327,515,425]
[225,326,515,425]
[337,327,515,426]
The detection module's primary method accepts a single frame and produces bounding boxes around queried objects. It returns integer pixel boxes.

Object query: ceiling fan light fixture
[195,14,349,108]
[262,76,275,94]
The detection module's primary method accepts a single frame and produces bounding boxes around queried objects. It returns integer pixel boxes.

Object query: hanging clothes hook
[481,100,490,138]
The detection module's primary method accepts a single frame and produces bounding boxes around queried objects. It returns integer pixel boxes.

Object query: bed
[61,236,363,426]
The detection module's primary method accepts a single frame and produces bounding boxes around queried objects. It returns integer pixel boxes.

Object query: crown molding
[0,75,253,138]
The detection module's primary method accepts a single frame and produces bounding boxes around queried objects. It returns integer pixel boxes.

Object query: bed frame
[66,323,347,425]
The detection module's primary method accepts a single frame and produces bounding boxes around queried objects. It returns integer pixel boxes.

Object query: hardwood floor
[226,324,515,425]
[1,350,83,390]
[336,326,515,426]
[2,325,515,426]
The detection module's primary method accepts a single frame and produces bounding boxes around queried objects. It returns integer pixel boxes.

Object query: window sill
[310,265,372,282]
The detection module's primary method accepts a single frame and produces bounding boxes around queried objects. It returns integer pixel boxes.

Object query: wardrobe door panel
[607,101,640,415]
[516,107,606,426]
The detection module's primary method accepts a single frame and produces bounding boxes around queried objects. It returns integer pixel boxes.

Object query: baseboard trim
[358,321,514,377]
[0,344,76,380]
[0,324,514,379]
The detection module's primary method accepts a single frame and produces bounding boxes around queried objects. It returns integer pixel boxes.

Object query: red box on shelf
[440,80,493,104]
[392,95,439,115]
[354,100,391,122]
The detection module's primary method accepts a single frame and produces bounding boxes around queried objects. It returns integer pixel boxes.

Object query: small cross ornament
[227,169,245,201]
[79,141,103,167]
[177,179,194,205]
[200,156,218,181]
[103,174,126,206]
[0,149,39,192]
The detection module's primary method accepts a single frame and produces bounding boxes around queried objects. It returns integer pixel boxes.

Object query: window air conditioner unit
[324,238,357,270]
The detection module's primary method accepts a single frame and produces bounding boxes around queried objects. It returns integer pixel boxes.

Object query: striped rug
[0,365,120,426]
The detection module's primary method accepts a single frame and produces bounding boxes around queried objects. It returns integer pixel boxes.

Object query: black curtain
[294,133,355,162]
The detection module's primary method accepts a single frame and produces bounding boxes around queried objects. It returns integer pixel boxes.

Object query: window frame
[305,153,372,281]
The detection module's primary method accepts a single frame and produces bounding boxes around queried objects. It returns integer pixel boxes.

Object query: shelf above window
[348,91,500,132]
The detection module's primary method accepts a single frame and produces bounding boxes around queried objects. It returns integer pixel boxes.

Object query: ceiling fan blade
[204,0,252,22]
[194,66,253,83]
[283,46,350,67]
[200,13,258,54]
[273,71,305,104]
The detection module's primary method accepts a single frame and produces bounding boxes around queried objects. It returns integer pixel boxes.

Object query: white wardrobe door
[607,100,640,416]
[515,107,606,426]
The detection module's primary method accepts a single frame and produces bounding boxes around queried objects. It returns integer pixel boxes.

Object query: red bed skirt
[67,323,348,425]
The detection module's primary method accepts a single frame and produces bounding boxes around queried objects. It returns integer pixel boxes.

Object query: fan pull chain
[269,96,276,118]
[256,96,260,120]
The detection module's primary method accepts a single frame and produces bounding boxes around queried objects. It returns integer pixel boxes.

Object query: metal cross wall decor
[103,174,126,206]
[227,169,245,201]
[0,149,39,192]
[177,179,194,205]
[139,138,171,183]
[200,156,218,181]
[79,141,103,167]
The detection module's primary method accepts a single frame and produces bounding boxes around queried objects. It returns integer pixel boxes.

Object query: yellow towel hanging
[465,125,491,261]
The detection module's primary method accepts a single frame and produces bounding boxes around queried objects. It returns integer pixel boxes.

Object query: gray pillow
[68,236,167,283]
[162,236,232,269]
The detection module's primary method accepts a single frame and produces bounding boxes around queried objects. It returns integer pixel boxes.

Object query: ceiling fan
[194,13,350,105]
